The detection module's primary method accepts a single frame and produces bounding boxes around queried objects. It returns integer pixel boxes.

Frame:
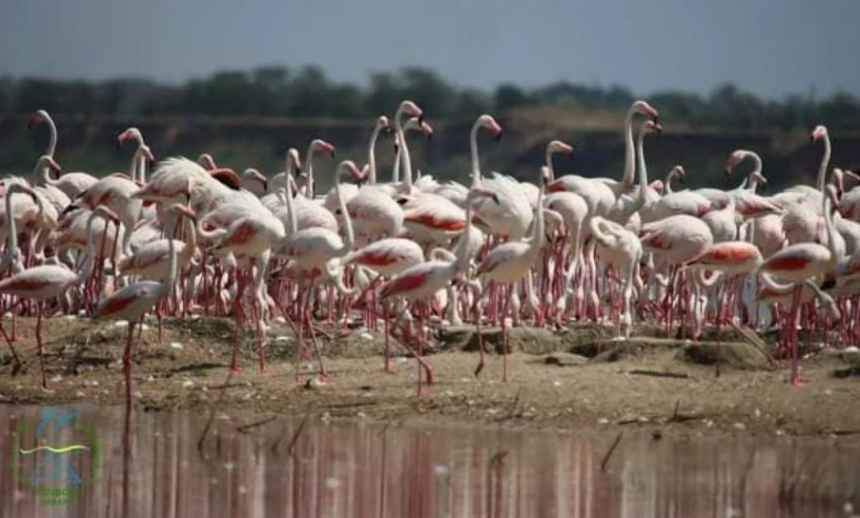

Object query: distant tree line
[1,65,859,131]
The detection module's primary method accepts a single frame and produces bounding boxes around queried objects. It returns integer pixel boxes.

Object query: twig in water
[196,410,216,456]
[286,415,310,458]
[601,432,623,472]
[237,416,277,434]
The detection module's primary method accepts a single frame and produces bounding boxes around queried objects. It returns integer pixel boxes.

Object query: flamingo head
[117,127,144,149]
[198,153,217,171]
[37,155,62,175]
[286,148,302,173]
[724,150,747,174]
[810,125,828,142]
[405,117,433,140]
[648,179,664,192]
[547,140,574,157]
[336,160,363,182]
[354,164,371,186]
[832,168,846,197]
[376,115,391,136]
[398,100,424,123]
[644,120,662,135]
[26,110,50,131]
[311,139,336,159]
[242,168,268,192]
[632,100,660,122]
[477,114,503,140]
[671,165,686,184]
[825,183,839,208]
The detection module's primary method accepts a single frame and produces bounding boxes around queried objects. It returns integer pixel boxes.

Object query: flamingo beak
[26,114,41,131]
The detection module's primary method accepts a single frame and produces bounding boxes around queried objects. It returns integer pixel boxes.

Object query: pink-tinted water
[1,405,858,518]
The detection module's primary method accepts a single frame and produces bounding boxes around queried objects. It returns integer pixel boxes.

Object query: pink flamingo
[379,186,498,395]
[473,167,548,380]
[92,209,181,409]
[0,183,117,389]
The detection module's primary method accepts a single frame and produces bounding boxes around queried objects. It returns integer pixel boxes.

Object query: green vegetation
[2,65,859,131]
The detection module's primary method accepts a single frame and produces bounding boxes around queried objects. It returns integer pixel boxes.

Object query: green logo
[12,407,101,507]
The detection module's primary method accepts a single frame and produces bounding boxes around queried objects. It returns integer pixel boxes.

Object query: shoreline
[1,315,859,439]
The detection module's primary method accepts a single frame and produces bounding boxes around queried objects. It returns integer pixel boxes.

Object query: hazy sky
[2,0,858,99]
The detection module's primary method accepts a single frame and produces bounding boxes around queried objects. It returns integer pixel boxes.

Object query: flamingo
[92,209,181,411]
[379,186,498,395]
[474,167,548,380]
[26,110,99,198]
[758,184,841,385]
[240,168,268,196]
[589,216,643,339]
[0,182,117,389]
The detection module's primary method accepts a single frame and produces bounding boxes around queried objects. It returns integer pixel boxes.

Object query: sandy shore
[1,315,859,438]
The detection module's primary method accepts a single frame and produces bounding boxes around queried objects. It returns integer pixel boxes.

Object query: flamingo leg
[0,320,21,377]
[36,302,51,392]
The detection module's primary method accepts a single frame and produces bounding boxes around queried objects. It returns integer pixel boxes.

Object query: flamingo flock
[2,100,860,402]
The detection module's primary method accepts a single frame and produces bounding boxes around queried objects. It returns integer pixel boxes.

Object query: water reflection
[1,405,858,518]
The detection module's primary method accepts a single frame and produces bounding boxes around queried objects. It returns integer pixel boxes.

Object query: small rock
[843,502,854,514]
[274,335,292,343]
[182,380,194,388]
[238,485,247,495]
[733,422,746,431]
[170,342,184,350]
[75,391,85,398]
[553,380,561,387]
[304,378,325,390]
[754,408,762,418]
[597,418,609,425]
[140,324,150,331]
[133,391,143,399]
[824,389,833,395]
[114,321,128,328]
[50,375,63,383]
[844,346,860,355]
[356,411,367,419]
[64,314,77,320]
[324,478,341,490]
[358,332,374,341]
[273,316,286,325]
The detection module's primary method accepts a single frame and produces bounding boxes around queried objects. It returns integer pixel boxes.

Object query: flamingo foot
[790,375,809,387]
[474,360,485,378]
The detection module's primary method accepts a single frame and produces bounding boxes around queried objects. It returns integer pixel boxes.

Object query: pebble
[133,391,143,399]
[114,321,128,328]
[732,422,746,431]
[274,335,292,343]
[845,346,860,355]
[63,314,77,320]
[552,380,561,387]
[358,332,374,341]
[844,502,854,514]
[182,380,194,388]
[2,312,11,319]
[324,478,342,490]
[356,411,367,419]
[273,316,286,325]
[75,391,85,398]
[597,418,609,425]
[50,376,63,383]
[140,324,150,331]
[170,342,184,350]
[238,485,247,495]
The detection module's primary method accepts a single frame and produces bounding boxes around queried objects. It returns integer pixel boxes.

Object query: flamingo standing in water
[379,185,499,396]
[0,182,117,389]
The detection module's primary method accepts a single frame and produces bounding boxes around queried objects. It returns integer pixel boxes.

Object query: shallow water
[1,405,858,518]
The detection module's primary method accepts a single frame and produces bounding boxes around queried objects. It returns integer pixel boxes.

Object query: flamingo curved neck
[817,135,831,192]
[619,106,637,194]
[822,190,837,260]
[528,183,546,250]
[396,122,414,191]
[283,159,298,236]
[304,144,317,198]
[469,121,482,187]
[44,114,58,157]
[35,160,56,188]
[367,126,383,185]
[334,170,355,254]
